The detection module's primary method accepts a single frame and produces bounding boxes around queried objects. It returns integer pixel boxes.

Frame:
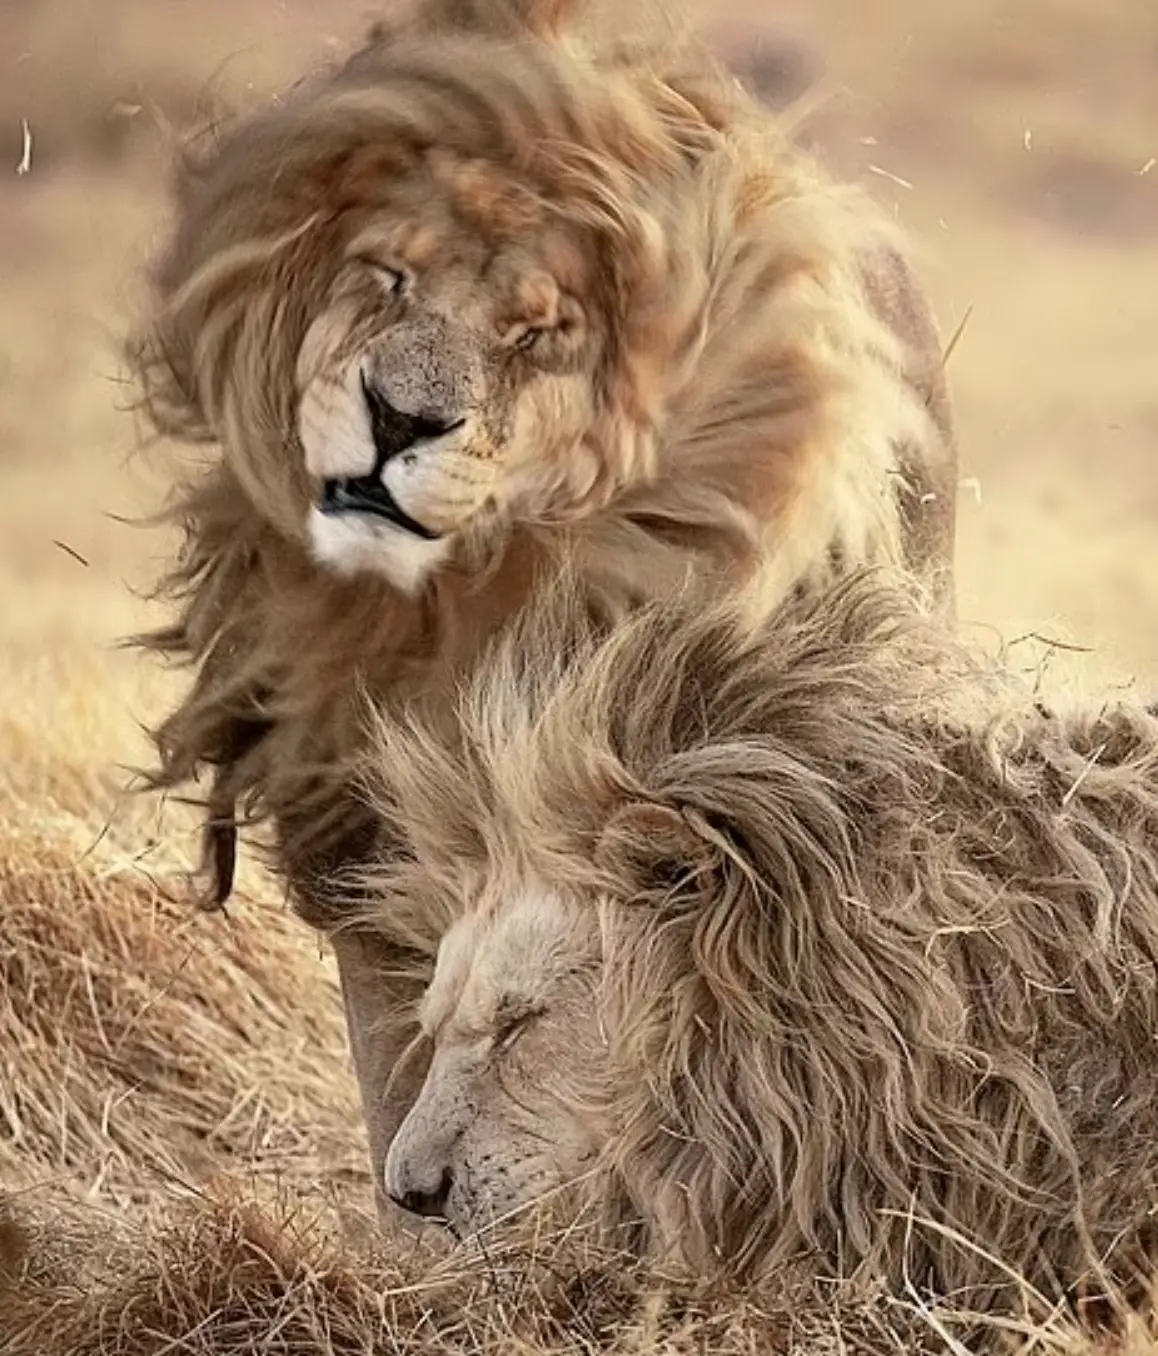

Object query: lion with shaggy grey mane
[132,0,956,1186]
[359,568,1158,1311]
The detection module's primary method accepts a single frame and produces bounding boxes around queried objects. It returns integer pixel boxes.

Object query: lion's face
[296,173,628,594]
[383,886,610,1233]
[144,20,726,601]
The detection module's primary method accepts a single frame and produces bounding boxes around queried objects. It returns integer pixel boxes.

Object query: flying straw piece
[16,119,32,175]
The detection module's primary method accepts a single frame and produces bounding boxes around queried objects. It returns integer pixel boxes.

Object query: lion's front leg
[329,929,432,1224]
[277,804,433,1221]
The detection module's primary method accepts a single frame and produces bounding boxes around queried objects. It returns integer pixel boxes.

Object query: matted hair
[364,564,1158,1307]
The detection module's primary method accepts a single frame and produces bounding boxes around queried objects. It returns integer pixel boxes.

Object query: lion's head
[135,0,735,596]
[134,0,955,600]
[362,568,1158,1300]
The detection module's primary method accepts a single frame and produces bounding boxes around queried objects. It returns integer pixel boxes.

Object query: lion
[131,0,956,1186]
[358,567,1158,1312]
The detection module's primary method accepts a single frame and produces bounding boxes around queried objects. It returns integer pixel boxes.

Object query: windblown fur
[362,567,1158,1310]
[130,0,956,927]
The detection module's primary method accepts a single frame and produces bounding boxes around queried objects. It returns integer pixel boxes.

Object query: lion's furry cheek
[498,443,604,522]
[298,363,377,482]
[449,1159,562,1231]
[307,506,452,594]
[495,378,624,521]
[296,299,381,478]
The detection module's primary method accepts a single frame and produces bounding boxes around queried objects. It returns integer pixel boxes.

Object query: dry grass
[6,1188,1155,1356]
[0,0,354,171]
[0,821,365,1207]
[1,0,1156,1350]
[0,1192,853,1355]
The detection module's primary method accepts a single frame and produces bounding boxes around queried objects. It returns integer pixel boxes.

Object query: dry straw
[0,794,366,1209]
[5,1182,1158,1354]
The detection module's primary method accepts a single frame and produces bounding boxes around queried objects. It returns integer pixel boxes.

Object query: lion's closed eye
[493,1001,545,1053]
[502,295,585,357]
[508,324,547,353]
[353,256,409,296]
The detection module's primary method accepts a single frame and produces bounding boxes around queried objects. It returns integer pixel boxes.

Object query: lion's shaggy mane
[129,0,954,922]
[365,567,1158,1308]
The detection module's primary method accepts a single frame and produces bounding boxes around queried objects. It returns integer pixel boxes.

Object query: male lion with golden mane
[132,0,956,1182]
[362,568,1158,1315]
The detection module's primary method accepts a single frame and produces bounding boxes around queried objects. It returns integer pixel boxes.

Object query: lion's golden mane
[364,566,1158,1307]
[130,0,954,924]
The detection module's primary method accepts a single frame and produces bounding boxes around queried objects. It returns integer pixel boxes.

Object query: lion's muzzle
[317,374,466,540]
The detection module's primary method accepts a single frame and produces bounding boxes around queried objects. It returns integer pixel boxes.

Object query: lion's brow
[418,971,464,1041]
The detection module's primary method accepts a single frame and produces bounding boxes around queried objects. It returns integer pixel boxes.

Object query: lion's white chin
[307,507,452,596]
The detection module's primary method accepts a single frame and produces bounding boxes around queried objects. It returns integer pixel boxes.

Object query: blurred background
[1,0,1156,810]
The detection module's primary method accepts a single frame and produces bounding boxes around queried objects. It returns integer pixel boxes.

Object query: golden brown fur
[133,0,956,916]
[361,567,1158,1313]
[130,0,957,1185]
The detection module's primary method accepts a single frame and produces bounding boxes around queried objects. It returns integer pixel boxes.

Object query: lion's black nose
[388,1166,454,1222]
[361,372,463,463]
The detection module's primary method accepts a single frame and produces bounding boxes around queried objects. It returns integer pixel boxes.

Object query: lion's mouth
[318,475,442,541]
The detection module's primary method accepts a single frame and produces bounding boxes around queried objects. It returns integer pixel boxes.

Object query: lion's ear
[594,801,722,893]
[415,0,584,39]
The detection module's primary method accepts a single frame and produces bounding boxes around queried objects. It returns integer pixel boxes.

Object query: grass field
[1,1,1156,1348]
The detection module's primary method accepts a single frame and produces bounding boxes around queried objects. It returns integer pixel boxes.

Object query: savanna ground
[0,1,1156,1350]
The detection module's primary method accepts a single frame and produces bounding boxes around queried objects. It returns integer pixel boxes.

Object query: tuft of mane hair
[127,0,956,928]
[364,565,1158,1311]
